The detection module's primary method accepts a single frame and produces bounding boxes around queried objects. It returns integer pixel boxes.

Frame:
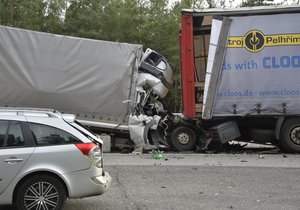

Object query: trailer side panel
[0,26,143,124]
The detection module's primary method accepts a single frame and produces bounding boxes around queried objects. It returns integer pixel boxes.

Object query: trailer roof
[182,5,300,16]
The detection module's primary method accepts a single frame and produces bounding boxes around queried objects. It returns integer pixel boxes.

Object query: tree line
[0,0,297,111]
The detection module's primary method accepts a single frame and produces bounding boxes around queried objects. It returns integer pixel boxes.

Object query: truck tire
[279,118,300,153]
[170,126,196,151]
[15,174,67,210]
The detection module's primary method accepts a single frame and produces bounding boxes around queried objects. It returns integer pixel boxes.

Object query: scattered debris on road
[151,150,165,160]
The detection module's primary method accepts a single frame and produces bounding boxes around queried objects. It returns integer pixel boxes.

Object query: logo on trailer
[244,30,265,52]
[227,30,300,53]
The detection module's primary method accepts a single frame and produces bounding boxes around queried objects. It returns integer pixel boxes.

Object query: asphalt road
[62,153,300,210]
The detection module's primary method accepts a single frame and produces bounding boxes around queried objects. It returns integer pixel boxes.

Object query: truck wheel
[280,118,300,153]
[15,174,67,210]
[170,126,196,151]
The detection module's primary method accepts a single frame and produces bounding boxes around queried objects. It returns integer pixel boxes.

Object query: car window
[0,120,24,147]
[7,121,25,146]
[0,120,8,147]
[29,123,81,145]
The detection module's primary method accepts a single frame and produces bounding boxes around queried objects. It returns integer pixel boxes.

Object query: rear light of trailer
[76,143,103,168]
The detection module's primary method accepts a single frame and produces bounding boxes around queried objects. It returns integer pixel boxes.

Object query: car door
[0,118,35,194]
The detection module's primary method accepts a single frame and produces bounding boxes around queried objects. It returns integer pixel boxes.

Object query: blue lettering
[280,56,290,68]
[292,56,300,67]
[263,57,271,69]
[263,55,300,69]
[272,56,280,68]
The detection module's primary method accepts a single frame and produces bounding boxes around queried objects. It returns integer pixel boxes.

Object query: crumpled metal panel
[136,73,169,98]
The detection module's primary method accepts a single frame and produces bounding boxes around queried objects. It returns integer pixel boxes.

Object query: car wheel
[15,174,67,210]
[280,118,300,153]
[170,126,196,151]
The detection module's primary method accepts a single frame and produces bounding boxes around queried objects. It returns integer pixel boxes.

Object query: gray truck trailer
[0,25,173,152]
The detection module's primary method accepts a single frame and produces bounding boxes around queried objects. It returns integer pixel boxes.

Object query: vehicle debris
[151,150,165,160]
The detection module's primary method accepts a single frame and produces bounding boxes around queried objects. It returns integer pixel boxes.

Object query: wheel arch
[13,171,69,203]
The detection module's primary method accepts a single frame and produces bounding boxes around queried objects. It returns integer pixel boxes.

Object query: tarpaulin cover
[205,13,300,117]
[0,25,143,123]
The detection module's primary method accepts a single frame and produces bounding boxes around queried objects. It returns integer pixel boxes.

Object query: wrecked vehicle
[0,25,173,152]
[165,5,300,153]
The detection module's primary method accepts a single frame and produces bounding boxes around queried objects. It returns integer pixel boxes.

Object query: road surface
[63,153,300,210]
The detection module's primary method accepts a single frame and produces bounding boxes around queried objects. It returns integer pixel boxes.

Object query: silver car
[0,107,111,210]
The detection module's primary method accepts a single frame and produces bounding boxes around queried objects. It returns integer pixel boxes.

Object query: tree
[0,0,45,30]
[42,0,66,33]
[64,0,103,39]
